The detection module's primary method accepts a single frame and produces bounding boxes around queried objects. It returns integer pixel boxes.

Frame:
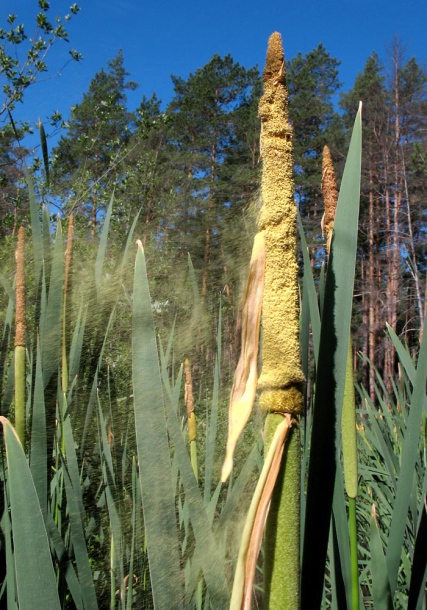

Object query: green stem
[264,413,300,610]
[349,496,359,609]
[14,345,26,447]
[110,533,116,610]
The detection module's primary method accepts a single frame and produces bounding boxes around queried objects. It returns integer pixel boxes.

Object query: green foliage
[0,3,81,115]
[1,29,427,610]
[288,44,344,218]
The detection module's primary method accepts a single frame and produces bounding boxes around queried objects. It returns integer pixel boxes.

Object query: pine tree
[0,125,28,236]
[287,44,344,234]
[341,53,389,397]
[165,54,260,303]
[52,50,137,235]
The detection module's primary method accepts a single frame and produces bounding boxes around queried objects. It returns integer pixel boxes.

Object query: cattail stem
[349,497,359,609]
[264,413,300,610]
[14,226,26,446]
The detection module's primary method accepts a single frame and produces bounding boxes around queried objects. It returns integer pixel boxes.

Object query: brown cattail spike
[321,145,338,251]
[184,359,197,442]
[15,226,26,347]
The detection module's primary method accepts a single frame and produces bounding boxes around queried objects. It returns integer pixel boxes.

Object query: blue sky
[5,0,427,150]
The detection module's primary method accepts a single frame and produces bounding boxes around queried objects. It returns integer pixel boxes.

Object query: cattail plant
[14,226,26,447]
[321,144,359,608]
[257,32,304,610]
[225,32,304,610]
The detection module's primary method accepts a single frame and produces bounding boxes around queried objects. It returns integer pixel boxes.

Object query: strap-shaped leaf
[1,417,61,610]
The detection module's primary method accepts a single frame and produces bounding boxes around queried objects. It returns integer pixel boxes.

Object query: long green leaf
[42,221,64,387]
[301,104,362,609]
[39,120,50,187]
[29,337,47,514]
[386,315,427,593]
[298,210,321,364]
[25,166,43,283]
[132,241,183,609]
[370,507,394,610]
[0,416,61,610]
[408,498,427,610]
[94,194,114,295]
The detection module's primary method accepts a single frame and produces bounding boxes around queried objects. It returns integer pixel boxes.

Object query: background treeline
[1,38,427,397]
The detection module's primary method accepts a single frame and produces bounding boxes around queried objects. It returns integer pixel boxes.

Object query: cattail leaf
[0,290,14,413]
[370,506,394,610]
[302,103,362,609]
[329,518,347,610]
[386,324,416,385]
[386,315,427,593]
[24,166,43,283]
[62,460,99,610]
[204,311,221,503]
[163,366,230,606]
[298,212,321,364]
[42,221,63,387]
[97,392,116,488]
[39,120,50,187]
[42,204,52,280]
[94,193,113,295]
[132,241,184,609]
[0,416,61,610]
[29,338,47,513]
[63,410,85,522]
[68,302,87,388]
[1,494,16,608]
[408,498,427,610]
[80,307,115,456]
[0,272,15,304]
[118,209,141,278]
[356,383,398,490]
[332,465,353,608]
[125,458,138,610]
[222,232,265,482]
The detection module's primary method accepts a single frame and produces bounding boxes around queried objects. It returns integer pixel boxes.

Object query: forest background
[0,2,427,607]
[1,0,427,399]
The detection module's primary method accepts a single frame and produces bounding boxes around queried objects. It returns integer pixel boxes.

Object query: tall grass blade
[39,120,50,187]
[298,211,321,364]
[132,241,184,608]
[62,461,99,610]
[0,416,61,610]
[94,194,113,295]
[1,491,16,609]
[407,498,427,610]
[332,465,353,609]
[370,506,394,610]
[301,104,362,609]
[29,338,47,513]
[386,316,427,593]
[24,166,43,283]
[204,353,220,504]
[42,222,64,387]
[164,389,229,606]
